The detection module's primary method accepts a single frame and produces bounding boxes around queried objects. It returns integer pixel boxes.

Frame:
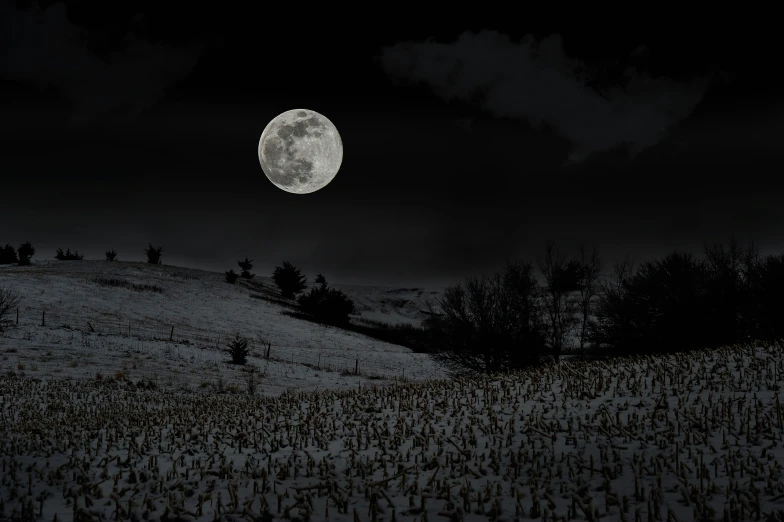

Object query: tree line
[7,236,779,378]
[423,238,782,376]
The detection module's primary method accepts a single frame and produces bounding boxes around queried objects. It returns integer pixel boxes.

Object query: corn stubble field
[2,341,784,522]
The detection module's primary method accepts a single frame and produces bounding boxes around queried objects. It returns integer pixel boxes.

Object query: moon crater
[258,109,343,194]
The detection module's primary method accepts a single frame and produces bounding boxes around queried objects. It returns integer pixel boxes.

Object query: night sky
[2,5,781,287]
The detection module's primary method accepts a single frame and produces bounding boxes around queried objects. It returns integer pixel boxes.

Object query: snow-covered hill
[0,260,447,396]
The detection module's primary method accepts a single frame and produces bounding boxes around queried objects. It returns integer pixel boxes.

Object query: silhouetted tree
[17,242,35,266]
[747,253,784,342]
[576,244,603,350]
[586,255,638,356]
[225,269,239,284]
[55,248,84,260]
[224,334,250,365]
[538,241,580,361]
[237,257,255,279]
[298,274,355,325]
[424,260,548,376]
[590,252,709,356]
[144,244,163,264]
[0,286,21,331]
[702,237,759,346]
[0,244,18,265]
[106,250,117,261]
[273,261,307,298]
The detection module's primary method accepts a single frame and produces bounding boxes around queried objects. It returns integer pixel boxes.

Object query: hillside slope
[0,260,447,395]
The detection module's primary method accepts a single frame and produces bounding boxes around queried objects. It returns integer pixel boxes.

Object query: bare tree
[538,241,580,361]
[703,237,759,344]
[0,286,22,331]
[576,244,603,350]
[424,260,547,376]
[606,254,636,294]
[586,254,636,354]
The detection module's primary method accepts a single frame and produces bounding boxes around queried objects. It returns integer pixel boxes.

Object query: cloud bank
[380,31,713,163]
[0,2,203,125]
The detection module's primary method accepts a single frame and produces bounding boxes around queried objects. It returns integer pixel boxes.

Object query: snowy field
[0,261,447,396]
[2,261,784,521]
[2,341,784,521]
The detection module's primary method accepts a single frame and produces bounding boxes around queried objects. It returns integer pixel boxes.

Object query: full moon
[258,109,343,194]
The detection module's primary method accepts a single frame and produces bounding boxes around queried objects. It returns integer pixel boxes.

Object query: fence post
[128,322,131,337]
[355,359,358,376]
[16,308,18,325]
[318,354,321,370]
[170,326,174,341]
[41,310,45,327]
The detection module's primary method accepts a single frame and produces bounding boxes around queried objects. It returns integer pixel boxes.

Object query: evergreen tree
[237,257,255,279]
[106,250,117,261]
[298,273,355,325]
[224,334,250,365]
[144,244,163,264]
[273,261,307,298]
[225,269,239,284]
[17,242,35,266]
[0,244,18,265]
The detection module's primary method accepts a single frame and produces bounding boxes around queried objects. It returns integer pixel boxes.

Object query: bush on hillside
[297,274,355,325]
[144,244,163,264]
[225,269,239,284]
[0,244,18,265]
[106,250,117,261]
[17,242,35,266]
[273,261,307,298]
[237,257,255,279]
[55,248,84,260]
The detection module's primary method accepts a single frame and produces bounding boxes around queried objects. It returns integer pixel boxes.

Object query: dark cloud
[0,2,203,125]
[380,31,713,163]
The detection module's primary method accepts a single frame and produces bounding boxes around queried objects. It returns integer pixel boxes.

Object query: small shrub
[199,381,211,388]
[225,269,239,284]
[95,372,103,381]
[114,371,127,381]
[224,333,250,365]
[225,384,241,394]
[17,363,24,371]
[106,250,117,261]
[17,242,35,266]
[55,248,84,260]
[144,244,163,264]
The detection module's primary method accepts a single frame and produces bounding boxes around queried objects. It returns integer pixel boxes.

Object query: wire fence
[5,305,426,381]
